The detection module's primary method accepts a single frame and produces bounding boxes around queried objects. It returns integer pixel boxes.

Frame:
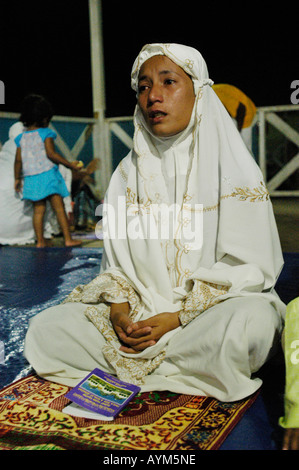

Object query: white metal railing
[257,104,299,196]
[49,116,96,163]
[107,117,134,149]
[106,106,299,197]
[1,105,299,197]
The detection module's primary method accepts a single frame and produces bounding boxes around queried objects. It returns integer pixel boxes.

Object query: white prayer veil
[75,44,285,383]
[131,43,213,93]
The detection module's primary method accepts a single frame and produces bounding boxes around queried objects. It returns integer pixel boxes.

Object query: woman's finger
[119,339,156,354]
[129,325,152,338]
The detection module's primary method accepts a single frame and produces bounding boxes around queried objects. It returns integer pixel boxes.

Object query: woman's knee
[238,297,282,370]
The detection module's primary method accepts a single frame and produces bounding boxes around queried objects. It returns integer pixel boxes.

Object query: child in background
[14,94,82,247]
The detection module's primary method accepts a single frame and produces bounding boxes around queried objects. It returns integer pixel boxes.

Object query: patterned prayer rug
[0,374,258,450]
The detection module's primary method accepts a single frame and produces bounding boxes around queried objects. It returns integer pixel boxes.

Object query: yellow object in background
[212,84,256,128]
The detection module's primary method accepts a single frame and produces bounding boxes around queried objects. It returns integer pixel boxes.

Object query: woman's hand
[119,311,181,354]
[110,302,153,350]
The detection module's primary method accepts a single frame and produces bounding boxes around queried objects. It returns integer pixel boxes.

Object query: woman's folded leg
[143,296,282,401]
[24,302,115,387]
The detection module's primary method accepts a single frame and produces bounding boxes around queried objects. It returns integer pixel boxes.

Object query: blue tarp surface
[0,246,102,389]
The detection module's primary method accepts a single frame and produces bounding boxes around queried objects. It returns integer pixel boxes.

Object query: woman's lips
[148,110,167,123]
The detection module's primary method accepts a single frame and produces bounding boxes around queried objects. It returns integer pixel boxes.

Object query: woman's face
[137,55,195,137]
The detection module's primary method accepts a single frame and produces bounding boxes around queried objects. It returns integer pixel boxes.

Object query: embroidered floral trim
[179,280,229,326]
[118,160,128,183]
[102,345,166,385]
[125,182,269,220]
[62,272,139,314]
[229,181,269,202]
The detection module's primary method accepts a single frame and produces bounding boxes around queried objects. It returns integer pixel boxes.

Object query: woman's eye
[165,79,175,85]
[138,84,149,93]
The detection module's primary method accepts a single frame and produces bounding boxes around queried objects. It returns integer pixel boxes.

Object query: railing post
[88,0,111,197]
[258,109,267,181]
[93,112,111,198]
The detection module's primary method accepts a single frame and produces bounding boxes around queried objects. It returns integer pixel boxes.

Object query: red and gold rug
[0,374,258,450]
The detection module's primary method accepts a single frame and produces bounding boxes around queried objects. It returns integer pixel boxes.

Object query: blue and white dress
[15,127,69,201]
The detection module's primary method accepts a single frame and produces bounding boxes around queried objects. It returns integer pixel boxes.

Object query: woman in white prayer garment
[24,44,286,402]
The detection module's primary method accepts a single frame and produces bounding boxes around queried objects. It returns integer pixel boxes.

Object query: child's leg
[33,199,47,247]
[49,194,82,247]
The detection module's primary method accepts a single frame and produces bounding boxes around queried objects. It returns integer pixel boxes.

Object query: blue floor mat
[0,246,103,389]
[0,247,298,450]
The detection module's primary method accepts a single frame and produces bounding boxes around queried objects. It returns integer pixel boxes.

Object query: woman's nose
[148,84,163,104]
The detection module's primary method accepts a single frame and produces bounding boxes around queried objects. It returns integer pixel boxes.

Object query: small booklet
[63,368,140,421]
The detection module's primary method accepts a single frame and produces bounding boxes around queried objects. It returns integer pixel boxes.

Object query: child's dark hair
[19,94,54,127]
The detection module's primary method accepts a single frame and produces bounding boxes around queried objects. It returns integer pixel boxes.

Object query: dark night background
[0,0,297,118]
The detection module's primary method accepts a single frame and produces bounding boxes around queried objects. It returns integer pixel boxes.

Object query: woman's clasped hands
[110,302,180,354]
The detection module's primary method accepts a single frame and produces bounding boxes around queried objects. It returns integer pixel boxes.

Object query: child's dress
[15,127,69,201]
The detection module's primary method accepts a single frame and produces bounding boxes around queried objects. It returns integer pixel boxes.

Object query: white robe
[24,44,285,401]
